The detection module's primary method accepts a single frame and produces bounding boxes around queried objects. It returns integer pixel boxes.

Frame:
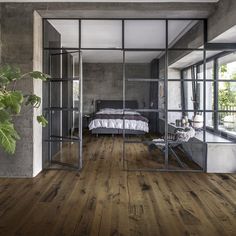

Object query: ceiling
[48,18,236,67]
[170,24,236,69]
[49,19,196,63]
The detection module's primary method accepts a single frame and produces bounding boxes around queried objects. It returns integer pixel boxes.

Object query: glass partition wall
[43,18,235,172]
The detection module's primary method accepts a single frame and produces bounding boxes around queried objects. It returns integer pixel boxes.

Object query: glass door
[43,50,83,170]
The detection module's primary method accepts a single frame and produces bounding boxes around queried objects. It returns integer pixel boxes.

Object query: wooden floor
[0,136,236,236]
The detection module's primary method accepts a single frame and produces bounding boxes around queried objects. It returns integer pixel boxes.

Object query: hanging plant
[0,64,49,154]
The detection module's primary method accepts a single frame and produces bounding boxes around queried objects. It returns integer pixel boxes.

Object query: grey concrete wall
[208,0,236,41]
[83,63,151,114]
[0,5,35,177]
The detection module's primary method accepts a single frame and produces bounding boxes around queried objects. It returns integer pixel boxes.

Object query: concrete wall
[83,63,151,114]
[208,0,236,41]
[0,5,35,177]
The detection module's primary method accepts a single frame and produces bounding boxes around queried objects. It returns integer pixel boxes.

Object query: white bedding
[89,108,149,133]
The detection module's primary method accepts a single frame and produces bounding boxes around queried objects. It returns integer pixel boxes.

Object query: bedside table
[82,114,92,129]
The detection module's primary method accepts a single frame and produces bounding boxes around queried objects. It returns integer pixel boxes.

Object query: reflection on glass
[168,20,203,49]
[44,20,79,48]
[125,20,165,48]
[219,112,236,137]
[81,20,122,48]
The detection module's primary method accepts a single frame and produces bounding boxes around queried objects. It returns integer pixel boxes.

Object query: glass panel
[206,81,214,111]
[206,111,214,128]
[210,25,236,44]
[218,52,236,80]
[125,51,163,110]
[198,61,214,80]
[83,50,123,114]
[82,50,123,63]
[50,111,79,139]
[168,81,205,112]
[168,50,203,70]
[44,20,79,48]
[168,20,204,49]
[124,20,166,48]
[167,111,205,170]
[81,20,122,48]
[218,112,236,137]
[51,141,79,166]
[125,51,162,63]
[205,112,236,142]
[167,111,204,140]
[218,82,236,111]
[124,142,165,170]
[43,50,80,78]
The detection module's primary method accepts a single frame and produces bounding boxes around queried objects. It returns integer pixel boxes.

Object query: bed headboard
[95,100,138,112]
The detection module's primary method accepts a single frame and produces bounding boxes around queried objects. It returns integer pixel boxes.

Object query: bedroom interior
[43,18,236,173]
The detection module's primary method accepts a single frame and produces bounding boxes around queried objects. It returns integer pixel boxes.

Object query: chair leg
[168,145,186,169]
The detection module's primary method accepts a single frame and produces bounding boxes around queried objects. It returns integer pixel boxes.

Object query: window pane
[219,53,236,80]
[81,20,122,48]
[124,20,165,48]
[168,20,204,49]
[210,26,236,44]
[218,82,236,110]
[44,20,79,48]
[218,112,236,137]
[198,61,214,80]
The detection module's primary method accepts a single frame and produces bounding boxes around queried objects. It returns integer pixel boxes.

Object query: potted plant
[0,64,48,154]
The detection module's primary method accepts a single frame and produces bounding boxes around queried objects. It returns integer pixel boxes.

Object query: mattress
[89,108,149,133]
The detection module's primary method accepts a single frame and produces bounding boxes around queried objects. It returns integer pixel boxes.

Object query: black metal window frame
[181,50,236,141]
[43,17,215,172]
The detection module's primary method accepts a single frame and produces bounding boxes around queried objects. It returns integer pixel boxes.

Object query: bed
[89,100,149,135]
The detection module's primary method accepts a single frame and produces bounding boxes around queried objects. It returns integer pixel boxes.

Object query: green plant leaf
[0,110,10,122]
[24,94,41,108]
[0,76,10,86]
[28,71,49,81]
[0,121,20,154]
[0,64,21,82]
[2,91,24,114]
[37,115,48,127]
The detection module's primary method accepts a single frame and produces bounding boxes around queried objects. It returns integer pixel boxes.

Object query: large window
[182,52,236,140]
[218,53,236,137]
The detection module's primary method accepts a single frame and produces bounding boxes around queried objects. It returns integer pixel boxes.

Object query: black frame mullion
[213,58,219,132]
[43,17,215,173]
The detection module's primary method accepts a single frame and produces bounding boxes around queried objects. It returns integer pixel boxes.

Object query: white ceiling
[49,19,196,63]
[210,25,236,43]
[49,19,236,66]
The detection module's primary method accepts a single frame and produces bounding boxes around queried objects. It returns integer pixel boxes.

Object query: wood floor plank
[0,135,236,236]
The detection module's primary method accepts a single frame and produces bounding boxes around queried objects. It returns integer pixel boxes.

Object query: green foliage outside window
[218,64,236,109]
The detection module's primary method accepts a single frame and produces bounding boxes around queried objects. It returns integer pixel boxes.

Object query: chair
[147,127,195,168]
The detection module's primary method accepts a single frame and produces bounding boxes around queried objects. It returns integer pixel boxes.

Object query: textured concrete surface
[83,63,151,114]
[0,5,34,177]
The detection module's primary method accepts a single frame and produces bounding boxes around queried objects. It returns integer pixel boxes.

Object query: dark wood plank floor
[0,136,236,236]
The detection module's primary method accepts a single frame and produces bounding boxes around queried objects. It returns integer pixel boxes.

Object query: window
[182,52,236,140]
[218,53,236,137]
